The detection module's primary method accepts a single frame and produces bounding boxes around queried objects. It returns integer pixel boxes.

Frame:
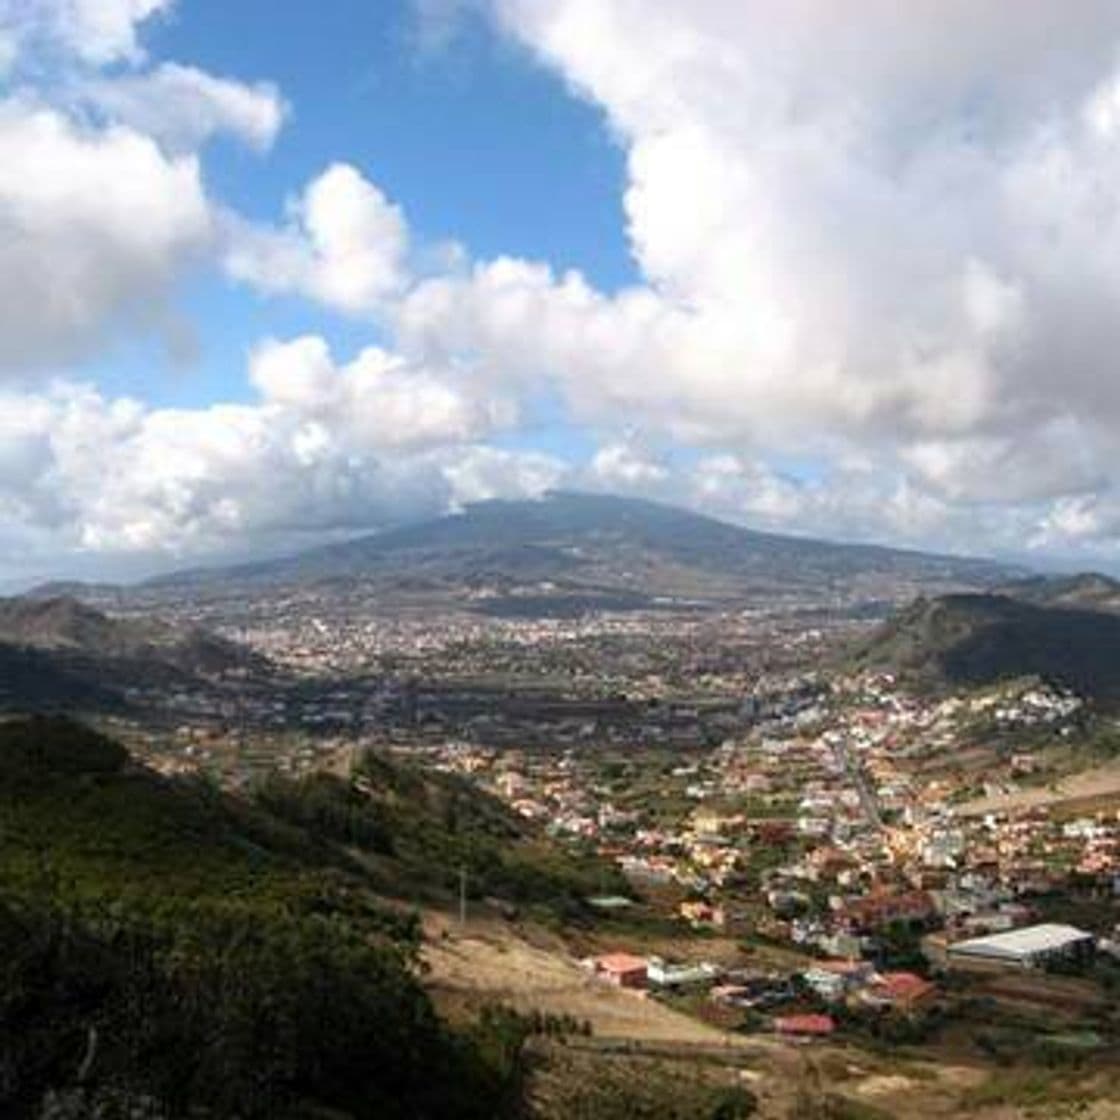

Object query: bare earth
[957,761,1120,816]
[420,912,1018,1119]
[422,911,758,1048]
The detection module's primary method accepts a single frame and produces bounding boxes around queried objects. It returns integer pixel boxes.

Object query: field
[958,761,1120,816]
[419,910,1110,1119]
[423,910,756,1047]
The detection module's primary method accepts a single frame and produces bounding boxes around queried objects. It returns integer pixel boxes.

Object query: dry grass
[422,910,760,1047]
[957,761,1120,816]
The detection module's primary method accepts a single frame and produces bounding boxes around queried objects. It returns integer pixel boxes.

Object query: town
[102,588,1120,1069]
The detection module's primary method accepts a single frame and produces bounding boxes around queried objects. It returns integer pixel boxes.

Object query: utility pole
[459,865,468,928]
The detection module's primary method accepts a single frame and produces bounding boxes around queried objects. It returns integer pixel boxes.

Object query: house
[841,890,937,934]
[803,959,874,1002]
[647,956,720,989]
[774,1013,836,1038]
[862,971,937,1011]
[592,952,649,988]
[692,808,744,835]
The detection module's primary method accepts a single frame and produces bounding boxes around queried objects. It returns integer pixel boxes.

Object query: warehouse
[947,923,1095,970]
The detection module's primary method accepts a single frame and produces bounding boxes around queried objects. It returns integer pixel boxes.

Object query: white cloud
[0,335,531,573]
[226,163,409,315]
[247,334,514,450]
[0,0,171,65]
[9,0,1120,570]
[441,444,567,507]
[81,63,288,152]
[0,100,212,373]
[409,4,1120,468]
[589,442,669,489]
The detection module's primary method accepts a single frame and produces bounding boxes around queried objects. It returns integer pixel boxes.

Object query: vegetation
[0,715,600,1118]
[258,751,629,915]
[853,593,1120,704]
[528,1047,758,1119]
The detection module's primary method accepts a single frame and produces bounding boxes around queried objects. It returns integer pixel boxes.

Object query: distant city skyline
[4,1,1120,583]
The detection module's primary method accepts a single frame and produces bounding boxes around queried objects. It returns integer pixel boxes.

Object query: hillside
[0,643,123,712]
[0,596,268,713]
[997,572,1120,613]
[0,716,619,1118]
[147,490,1016,607]
[0,595,259,675]
[852,593,1120,703]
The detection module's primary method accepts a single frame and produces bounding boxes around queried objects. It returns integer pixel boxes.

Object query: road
[834,737,883,830]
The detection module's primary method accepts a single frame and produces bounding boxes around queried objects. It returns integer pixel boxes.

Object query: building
[841,890,937,934]
[692,807,744,835]
[803,959,874,1002]
[862,971,937,1011]
[774,1013,836,1038]
[647,957,720,989]
[592,952,649,989]
[946,923,1095,971]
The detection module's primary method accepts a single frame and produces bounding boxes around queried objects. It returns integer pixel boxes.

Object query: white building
[947,923,1095,970]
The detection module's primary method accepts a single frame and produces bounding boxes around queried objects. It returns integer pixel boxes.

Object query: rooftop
[595,952,648,974]
[775,1014,836,1035]
[949,923,1095,961]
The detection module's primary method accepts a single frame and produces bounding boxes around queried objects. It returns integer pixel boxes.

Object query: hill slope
[149,490,1016,606]
[852,593,1120,703]
[0,596,268,713]
[0,716,613,1117]
[0,595,259,676]
[997,572,1120,613]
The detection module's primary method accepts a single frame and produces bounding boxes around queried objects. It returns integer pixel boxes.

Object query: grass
[961,1068,1100,1112]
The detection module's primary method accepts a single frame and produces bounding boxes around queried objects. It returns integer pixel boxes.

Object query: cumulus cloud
[226,163,410,314]
[81,63,288,152]
[0,0,288,376]
[0,100,212,373]
[247,334,515,449]
[465,2,1120,458]
[0,0,171,65]
[0,335,537,576]
[229,0,1108,559]
[11,0,1120,570]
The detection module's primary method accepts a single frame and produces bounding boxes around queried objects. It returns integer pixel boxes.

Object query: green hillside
[852,593,1120,703]
[0,716,614,1118]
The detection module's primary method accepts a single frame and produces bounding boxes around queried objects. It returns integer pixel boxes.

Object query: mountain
[997,571,1120,614]
[147,491,1018,608]
[852,592,1120,703]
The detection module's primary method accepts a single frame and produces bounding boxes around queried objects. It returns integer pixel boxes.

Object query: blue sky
[87,0,632,411]
[4,0,1120,581]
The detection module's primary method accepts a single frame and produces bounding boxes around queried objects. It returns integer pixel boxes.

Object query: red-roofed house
[840,891,937,934]
[774,1014,836,1038]
[863,971,937,1011]
[593,952,648,989]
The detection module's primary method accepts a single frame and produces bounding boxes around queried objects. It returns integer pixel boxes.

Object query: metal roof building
[947,923,1095,968]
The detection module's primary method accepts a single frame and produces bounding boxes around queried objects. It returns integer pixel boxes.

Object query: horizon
[5,487,1108,596]
[4,2,1120,584]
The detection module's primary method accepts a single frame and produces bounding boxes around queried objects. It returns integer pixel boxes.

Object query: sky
[4,0,1120,584]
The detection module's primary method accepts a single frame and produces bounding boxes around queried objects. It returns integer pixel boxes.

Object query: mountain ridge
[852,591,1120,704]
[139,490,1022,605]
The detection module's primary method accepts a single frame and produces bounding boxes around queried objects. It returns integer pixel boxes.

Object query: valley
[3,494,1120,1118]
